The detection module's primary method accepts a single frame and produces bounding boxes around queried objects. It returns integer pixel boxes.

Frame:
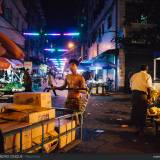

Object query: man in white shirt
[130,64,152,135]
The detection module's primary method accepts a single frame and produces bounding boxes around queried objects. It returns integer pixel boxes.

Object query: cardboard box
[13,92,52,108]
[31,121,55,139]
[0,121,31,153]
[55,119,76,148]
[28,108,55,124]
[32,131,58,153]
[0,107,55,124]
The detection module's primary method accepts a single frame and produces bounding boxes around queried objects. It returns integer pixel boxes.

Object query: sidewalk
[53,93,160,153]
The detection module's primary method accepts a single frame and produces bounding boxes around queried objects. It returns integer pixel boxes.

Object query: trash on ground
[121,124,128,128]
[132,139,137,143]
[95,129,104,133]
[117,118,123,121]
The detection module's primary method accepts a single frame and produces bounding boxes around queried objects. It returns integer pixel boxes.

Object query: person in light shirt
[130,64,153,135]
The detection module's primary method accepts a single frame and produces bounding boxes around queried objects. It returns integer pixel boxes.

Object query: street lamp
[67,42,75,49]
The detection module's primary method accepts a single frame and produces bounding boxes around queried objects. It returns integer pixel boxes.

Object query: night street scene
[0,0,160,160]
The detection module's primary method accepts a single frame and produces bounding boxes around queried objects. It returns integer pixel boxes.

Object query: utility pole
[115,0,119,91]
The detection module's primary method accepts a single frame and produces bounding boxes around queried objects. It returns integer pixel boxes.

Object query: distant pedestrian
[130,64,152,135]
[23,69,32,92]
[47,70,57,96]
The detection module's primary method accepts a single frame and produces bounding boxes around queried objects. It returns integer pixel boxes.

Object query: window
[102,23,105,34]
[4,8,12,23]
[155,58,160,80]
[98,28,101,38]
[125,1,150,24]
[107,15,112,29]
[98,28,102,42]
[22,23,27,33]
[16,17,19,30]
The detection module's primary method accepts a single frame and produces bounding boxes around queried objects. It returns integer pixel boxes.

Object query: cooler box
[13,92,52,108]
[55,119,76,149]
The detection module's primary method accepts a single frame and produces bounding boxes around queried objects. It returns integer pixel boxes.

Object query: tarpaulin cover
[0,57,11,70]
[0,32,25,60]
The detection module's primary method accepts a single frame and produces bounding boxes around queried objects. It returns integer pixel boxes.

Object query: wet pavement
[53,93,160,154]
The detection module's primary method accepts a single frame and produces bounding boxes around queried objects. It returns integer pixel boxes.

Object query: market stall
[0,32,25,94]
[0,61,25,94]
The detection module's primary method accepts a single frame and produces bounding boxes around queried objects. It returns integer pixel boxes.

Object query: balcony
[123,22,156,38]
[121,22,159,46]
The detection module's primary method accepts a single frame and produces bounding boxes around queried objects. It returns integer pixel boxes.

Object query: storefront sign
[24,61,32,73]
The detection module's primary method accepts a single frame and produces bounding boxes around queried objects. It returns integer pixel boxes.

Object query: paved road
[53,93,160,154]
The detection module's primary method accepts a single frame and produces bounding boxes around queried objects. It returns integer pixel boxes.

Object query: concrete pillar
[118,49,125,90]
[103,69,107,82]
[154,59,156,81]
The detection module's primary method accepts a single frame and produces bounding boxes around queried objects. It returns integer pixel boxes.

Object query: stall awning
[93,49,119,61]
[92,49,118,69]
[79,59,93,68]
[89,62,116,70]
[0,57,12,70]
[79,59,95,71]
[0,32,25,60]
[0,57,23,70]
[154,51,160,58]
[10,59,23,68]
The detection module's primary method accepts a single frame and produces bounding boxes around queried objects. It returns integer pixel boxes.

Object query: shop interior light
[78,69,84,73]
[57,49,69,52]
[49,58,56,60]
[63,32,80,36]
[50,58,67,62]
[23,32,40,36]
[95,66,102,74]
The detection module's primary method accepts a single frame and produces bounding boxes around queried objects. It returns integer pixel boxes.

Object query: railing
[2,111,83,153]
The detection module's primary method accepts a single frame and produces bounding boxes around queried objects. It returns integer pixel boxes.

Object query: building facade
[23,0,46,63]
[0,0,27,48]
[80,0,160,91]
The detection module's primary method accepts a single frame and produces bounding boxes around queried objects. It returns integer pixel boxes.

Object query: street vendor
[47,69,57,96]
[53,59,87,113]
[130,64,153,136]
[23,69,32,92]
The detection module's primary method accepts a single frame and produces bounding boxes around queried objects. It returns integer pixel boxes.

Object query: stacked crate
[55,119,76,149]
[0,92,58,153]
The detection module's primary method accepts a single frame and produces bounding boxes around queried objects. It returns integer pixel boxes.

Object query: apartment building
[81,0,160,91]
[0,0,27,48]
